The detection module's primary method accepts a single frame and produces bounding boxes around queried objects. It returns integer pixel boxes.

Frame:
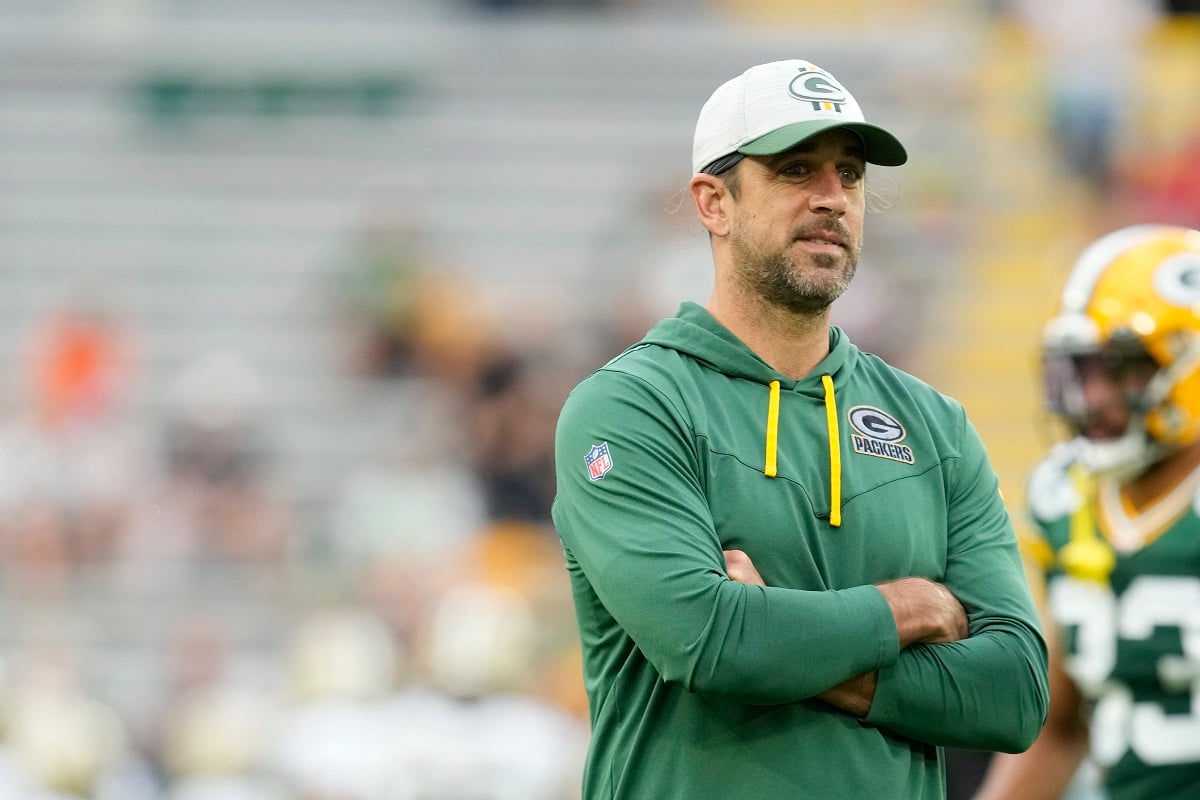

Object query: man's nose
[1080,370,1124,406]
[808,165,848,216]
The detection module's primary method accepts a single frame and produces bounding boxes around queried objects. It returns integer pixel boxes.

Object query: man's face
[1044,342,1159,441]
[725,129,866,314]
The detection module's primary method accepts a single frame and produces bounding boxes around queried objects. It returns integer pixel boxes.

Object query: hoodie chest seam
[702,442,958,507]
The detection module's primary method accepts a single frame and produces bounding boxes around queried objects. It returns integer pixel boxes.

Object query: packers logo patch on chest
[847,405,915,464]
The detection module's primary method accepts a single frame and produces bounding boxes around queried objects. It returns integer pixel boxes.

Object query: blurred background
[0,0,1199,798]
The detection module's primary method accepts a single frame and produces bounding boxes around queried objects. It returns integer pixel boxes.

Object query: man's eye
[840,167,864,183]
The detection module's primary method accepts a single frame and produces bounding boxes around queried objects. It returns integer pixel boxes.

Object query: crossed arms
[724,548,969,717]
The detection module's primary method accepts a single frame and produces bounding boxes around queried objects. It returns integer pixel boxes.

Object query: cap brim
[739,120,908,166]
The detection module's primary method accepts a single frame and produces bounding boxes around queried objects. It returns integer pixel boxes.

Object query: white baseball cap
[692,59,907,175]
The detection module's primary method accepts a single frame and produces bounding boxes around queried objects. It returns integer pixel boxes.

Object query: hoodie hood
[641,302,859,391]
[641,302,859,526]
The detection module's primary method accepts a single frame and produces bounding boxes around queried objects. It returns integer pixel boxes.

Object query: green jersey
[553,303,1048,800]
[1027,445,1200,800]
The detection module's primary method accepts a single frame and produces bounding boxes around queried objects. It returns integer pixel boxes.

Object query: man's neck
[706,291,831,381]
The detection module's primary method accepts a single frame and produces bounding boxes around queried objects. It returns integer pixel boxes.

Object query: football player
[975,224,1200,800]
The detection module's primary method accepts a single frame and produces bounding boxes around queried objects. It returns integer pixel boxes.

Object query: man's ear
[690,173,731,238]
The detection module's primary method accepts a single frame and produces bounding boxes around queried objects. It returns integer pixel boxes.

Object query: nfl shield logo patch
[585,442,613,481]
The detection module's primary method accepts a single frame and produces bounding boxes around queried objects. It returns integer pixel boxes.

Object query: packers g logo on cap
[848,405,915,464]
[788,67,849,112]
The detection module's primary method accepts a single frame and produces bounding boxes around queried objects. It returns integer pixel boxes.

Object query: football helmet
[1042,224,1200,476]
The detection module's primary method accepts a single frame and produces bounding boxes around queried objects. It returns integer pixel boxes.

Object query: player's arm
[859,414,1050,753]
[556,370,901,704]
[725,550,968,716]
[971,644,1089,800]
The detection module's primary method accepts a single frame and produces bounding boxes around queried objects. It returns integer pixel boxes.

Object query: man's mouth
[796,233,845,252]
[795,225,847,249]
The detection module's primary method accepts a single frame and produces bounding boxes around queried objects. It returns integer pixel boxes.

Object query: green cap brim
[739,120,907,166]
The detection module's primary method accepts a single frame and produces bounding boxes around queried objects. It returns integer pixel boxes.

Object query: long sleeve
[863,415,1050,752]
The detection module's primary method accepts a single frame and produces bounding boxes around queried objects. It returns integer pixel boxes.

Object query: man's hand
[875,577,968,648]
[818,671,876,718]
[723,549,765,586]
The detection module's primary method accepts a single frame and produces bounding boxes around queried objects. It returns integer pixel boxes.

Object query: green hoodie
[553,302,1048,800]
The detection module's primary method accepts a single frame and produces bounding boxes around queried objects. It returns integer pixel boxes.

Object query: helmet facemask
[1042,331,1171,479]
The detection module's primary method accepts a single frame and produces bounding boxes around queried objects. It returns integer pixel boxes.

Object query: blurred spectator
[0,297,142,604]
[282,607,402,704]
[112,350,292,597]
[1119,129,1200,228]
[405,271,501,392]
[464,352,560,526]
[156,683,280,796]
[1,644,153,800]
[27,292,134,436]
[3,498,73,603]
[329,388,481,549]
[0,419,139,601]
[377,520,589,799]
[273,517,588,799]
[147,615,283,798]
[325,377,486,658]
[445,520,587,715]
[331,217,432,379]
[1007,0,1158,195]
[330,215,497,390]
[160,350,291,570]
[267,607,403,800]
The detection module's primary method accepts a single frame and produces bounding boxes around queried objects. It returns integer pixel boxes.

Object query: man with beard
[551,59,1048,800]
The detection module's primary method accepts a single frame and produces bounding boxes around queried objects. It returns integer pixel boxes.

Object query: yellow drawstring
[822,374,842,527]
[764,377,841,526]
[764,380,780,478]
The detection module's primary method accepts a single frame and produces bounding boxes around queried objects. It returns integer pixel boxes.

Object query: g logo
[788,70,848,105]
[1154,253,1200,309]
[847,406,906,443]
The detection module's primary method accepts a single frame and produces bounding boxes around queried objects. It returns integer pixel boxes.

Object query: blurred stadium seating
[1,1,1198,798]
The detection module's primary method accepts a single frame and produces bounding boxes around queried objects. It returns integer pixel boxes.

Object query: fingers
[929,582,968,643]
[876,577,968,647]
[723,549,766,587]
[945,586,969,641]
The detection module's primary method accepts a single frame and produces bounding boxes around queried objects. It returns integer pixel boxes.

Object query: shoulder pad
[1026,442,1082,525]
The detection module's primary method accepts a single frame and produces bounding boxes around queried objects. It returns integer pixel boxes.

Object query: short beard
[730,225,859,315]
